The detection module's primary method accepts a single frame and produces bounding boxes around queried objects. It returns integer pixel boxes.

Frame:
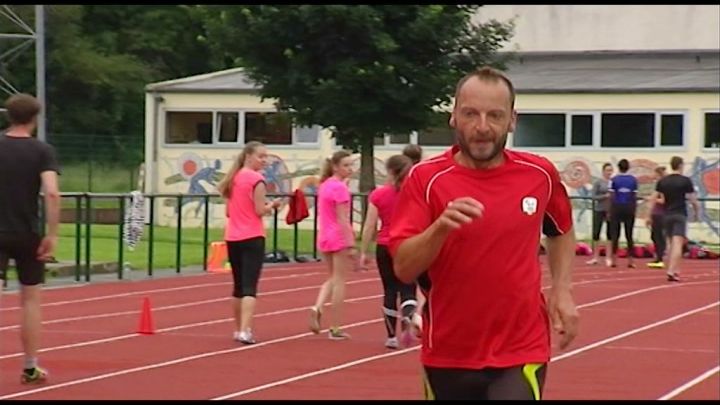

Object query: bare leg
[328,249,353,329]
[233,297,242,332]
[239,297,257,332]
[21,285,41,365]
[667,236,684,278]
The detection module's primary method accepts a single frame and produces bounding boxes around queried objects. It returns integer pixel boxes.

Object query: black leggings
[650,213,666,261]
[591,210,611,241]
[610,204,636,257]
[226,237,265,298]
[376,244,417,337]
[424,364,547,400]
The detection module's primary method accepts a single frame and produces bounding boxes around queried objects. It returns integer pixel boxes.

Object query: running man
[389,67,579,400]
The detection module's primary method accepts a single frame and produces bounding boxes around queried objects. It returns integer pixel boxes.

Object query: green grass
[59,162,139,193]
[55,224,319,270]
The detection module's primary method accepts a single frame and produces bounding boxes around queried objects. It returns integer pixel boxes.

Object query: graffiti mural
[159,151,719,239]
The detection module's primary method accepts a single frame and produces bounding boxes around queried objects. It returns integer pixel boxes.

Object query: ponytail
[385,154,412,190]
[217,141,264,198]
[321,150,352,183]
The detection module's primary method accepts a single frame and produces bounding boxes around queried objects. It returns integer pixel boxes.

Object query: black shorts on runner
[0,233,45,286]
[423,363,547,400]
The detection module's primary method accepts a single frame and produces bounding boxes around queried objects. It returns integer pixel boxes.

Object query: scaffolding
[0,5,45,140]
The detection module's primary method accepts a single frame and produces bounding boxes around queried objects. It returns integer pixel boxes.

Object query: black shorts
[226,237,265,298]
[423,363,547,400]
[0,233,45,286]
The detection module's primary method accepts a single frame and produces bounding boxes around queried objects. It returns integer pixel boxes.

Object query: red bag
[285,188,310,225]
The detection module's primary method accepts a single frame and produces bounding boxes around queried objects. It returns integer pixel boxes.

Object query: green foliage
[196,5,515,189]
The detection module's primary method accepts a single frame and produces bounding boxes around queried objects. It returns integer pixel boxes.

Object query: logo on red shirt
[521,196,538,215]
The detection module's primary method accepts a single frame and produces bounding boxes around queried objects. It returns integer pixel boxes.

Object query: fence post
[117,195,125,280]
[74,194,82,282]
[147,195,155,278]
[202,195,210,272]
[176,195,182,274]
[84,193,92,282]
[272,206,279,257]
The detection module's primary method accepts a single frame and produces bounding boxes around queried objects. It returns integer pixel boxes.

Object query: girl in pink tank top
[216,141,281,345]
[308,150,356,340]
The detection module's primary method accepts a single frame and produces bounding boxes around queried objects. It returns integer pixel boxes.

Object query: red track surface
[0,258,718,400]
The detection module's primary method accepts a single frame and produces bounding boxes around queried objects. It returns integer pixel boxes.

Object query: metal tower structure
[0,5,45,141]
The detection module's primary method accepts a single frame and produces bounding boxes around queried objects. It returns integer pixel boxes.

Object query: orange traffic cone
[137,297,155,335]
[207,241,230,273]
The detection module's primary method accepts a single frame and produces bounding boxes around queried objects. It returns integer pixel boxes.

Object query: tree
[197,5,514,191]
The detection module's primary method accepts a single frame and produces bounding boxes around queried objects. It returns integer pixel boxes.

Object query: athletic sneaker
[667,273,681,282]
[21,367,48,385]
[328,328,350,340]
[585,258,598,265]
[309,307,321,334]
[385,337,399,349]
[647,261,665,269]
[399,317,417,347]
[237,330,256,345]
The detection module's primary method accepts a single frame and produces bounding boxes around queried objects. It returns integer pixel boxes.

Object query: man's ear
[449,113,456,129]
[508,110,517,133]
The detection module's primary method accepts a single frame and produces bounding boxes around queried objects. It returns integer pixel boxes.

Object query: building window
[166,111,213,144]
[418,112,454,146]
[513,113,565,147]
[660,114,683,146]
[216,112,239,143]
[295,125,320,143]
[601,113,654,147]
[389,133,411,144]
[705,112,720,148]
[571,115,593,146]
[245,112,292,145]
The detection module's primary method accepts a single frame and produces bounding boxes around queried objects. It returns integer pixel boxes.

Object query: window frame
[510,109,688,151]
[702,109,720,151]
[161,108,323,148]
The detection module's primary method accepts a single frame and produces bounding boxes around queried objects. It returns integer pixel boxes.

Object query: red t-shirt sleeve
[388,170,433,256]
[543,160,573,237]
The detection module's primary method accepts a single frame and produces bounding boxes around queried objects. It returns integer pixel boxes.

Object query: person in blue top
[607,159,638,268]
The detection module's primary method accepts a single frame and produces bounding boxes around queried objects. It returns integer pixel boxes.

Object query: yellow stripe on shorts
[522,363,543,400]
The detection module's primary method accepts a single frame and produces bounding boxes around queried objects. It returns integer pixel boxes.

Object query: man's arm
[38,170,60,260]
[394,197,483,283]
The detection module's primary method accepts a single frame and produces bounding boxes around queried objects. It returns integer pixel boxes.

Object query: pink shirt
[368,184,399,246]
[317,177,352,253]
[224,168,266,242]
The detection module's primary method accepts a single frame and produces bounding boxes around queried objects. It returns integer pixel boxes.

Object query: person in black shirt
[648,156,700,282]
[0,93,61,384]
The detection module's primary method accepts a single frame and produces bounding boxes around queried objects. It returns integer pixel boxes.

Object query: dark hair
[402,144,423,165]
[454,66,516,109]
[617,159,630,173]
[670,156,683,171]
[321,150,352,182]
[385,154,413,190]
[4,93,40,125]
[654,166,666,176]
[602,162,612,171]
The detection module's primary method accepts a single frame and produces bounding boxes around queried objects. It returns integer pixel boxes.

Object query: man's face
[450,77,516,164]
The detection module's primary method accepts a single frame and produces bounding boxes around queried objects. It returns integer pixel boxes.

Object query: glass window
[216,112,239,143]
[601,113,654,147]
[513,113,565,147]
[165,111,213,144]
[389,133,411,144]
[660,114,683,146]
[571,115,593,146]
[705,112,720,148]
[418,112,454,146]
[295,125,320,143]
[245,112,292,145]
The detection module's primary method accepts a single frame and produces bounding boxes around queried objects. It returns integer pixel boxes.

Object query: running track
[0,257,718,400]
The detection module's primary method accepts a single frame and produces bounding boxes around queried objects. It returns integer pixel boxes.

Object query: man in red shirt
[389,66,579,400]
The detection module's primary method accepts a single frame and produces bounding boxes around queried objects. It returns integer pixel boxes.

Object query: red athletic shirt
[388,145,573,369]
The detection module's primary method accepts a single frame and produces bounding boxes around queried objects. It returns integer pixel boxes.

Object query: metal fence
[2,192,718,287]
